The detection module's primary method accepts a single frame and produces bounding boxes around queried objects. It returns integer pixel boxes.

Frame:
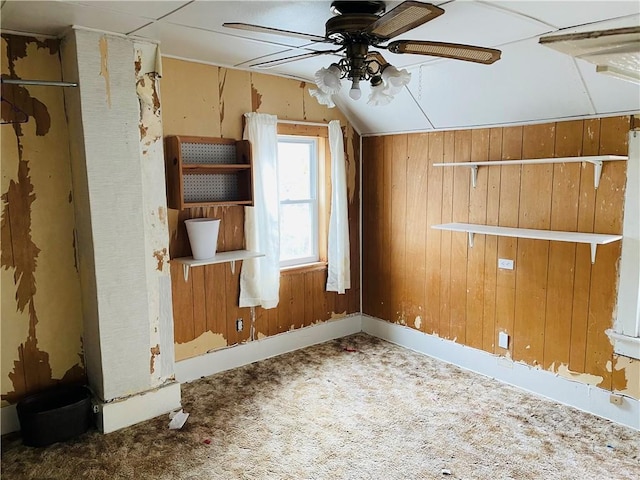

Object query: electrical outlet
[236,318,243,332]
[609,394,623,406]
[498,331,509,349]
[498,258,514,270]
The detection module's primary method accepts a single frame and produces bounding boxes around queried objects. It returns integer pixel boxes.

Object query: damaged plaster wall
[160,59,360,360]
[60,29,175,402]
[1,34,85,406]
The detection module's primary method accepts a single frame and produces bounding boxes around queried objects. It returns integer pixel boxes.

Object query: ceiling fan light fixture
[314,63,343,94]
[309,88,336,108]
[381,65,411,95]
[368,80,394,106]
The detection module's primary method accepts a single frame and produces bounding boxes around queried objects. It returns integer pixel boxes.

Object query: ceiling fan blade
[387,40,502,64]
[367,51,388,66]
[223,23,327,43]
[365,1,444,40]
[248,50,337,69]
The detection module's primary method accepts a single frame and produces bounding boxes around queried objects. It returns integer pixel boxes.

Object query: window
[277,136,319,267]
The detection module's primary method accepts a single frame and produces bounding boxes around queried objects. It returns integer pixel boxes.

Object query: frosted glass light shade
[314,64,342,94]
[309,88,336,108]
[381,65,411,95]
[368,82,393,106]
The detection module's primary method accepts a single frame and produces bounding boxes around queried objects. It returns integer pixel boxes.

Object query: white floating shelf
[172,250,265,281]
[431,223,622,263]
[433,155,627,189]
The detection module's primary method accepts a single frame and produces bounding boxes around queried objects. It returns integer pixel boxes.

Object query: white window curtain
[239,112,280,309]
[326,120,351,294]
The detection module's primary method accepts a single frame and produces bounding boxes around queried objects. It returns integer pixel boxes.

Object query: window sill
[606,329,640,360]
[280,261,327,275]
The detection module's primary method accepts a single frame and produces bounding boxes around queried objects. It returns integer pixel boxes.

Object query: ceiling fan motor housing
[330,1,386,16]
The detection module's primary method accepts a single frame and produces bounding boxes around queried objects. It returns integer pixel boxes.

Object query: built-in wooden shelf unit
[164,135,253,209]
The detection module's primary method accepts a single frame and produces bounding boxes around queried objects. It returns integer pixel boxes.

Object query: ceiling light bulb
[349,79,361,100]
[381,65,411,95]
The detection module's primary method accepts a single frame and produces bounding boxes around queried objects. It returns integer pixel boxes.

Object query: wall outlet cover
[498,258,514,270]
[498,331,510,349]
[236,318,243,332]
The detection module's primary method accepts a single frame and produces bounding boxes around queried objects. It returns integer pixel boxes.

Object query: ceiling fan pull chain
[418,65,423,101]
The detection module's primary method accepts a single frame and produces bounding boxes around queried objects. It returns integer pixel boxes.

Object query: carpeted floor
[2,333,639,479]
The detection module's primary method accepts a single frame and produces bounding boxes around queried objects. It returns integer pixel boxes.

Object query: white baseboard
[5,315,635,435]
[1,381,182,436]
[362,315,640,431]
[98,381,182,434]
[1,403,19,435]
[175,314,363,383]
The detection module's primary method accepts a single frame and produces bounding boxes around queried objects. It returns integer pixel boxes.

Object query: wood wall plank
[390,135,408,324]
[586,116,629,389]
[171,261,194,344]
[450,130,471,343]
[569,118,600,372]
[405,133,429,331]
[466,129,490,350]
[482,128,502,353]
[207,263,228,344]
[543,120,582,370]
[495,126,522,356]
[439,131,455,338]
[381,137,394,321]
[191,267,207,340]
[424,132,443,334]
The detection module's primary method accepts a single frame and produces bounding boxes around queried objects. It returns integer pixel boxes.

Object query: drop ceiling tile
[161,0,333,48]
[0,0,151,36]
[135,21,300,68]
[412,37,595,129]
[385,1,552,69]
[489,1,640,29]
[335,85,432,136]
[69,1,190,21]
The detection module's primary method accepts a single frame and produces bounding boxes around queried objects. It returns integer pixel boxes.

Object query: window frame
[277,134,321,268]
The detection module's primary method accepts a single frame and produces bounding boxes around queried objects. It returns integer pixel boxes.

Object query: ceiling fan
[223,1,501,105]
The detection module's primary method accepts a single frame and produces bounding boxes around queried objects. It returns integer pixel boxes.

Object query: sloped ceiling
[1,0,638,135]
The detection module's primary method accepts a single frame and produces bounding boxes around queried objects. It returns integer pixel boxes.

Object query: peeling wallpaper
[1,34,85,405]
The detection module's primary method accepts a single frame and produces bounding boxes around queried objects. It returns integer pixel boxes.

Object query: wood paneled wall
[161,58,360,361]
[363,116,636,394]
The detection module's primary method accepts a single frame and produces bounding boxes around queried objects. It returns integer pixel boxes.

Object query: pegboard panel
[183,174,241,202]
[181,142,237,165]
